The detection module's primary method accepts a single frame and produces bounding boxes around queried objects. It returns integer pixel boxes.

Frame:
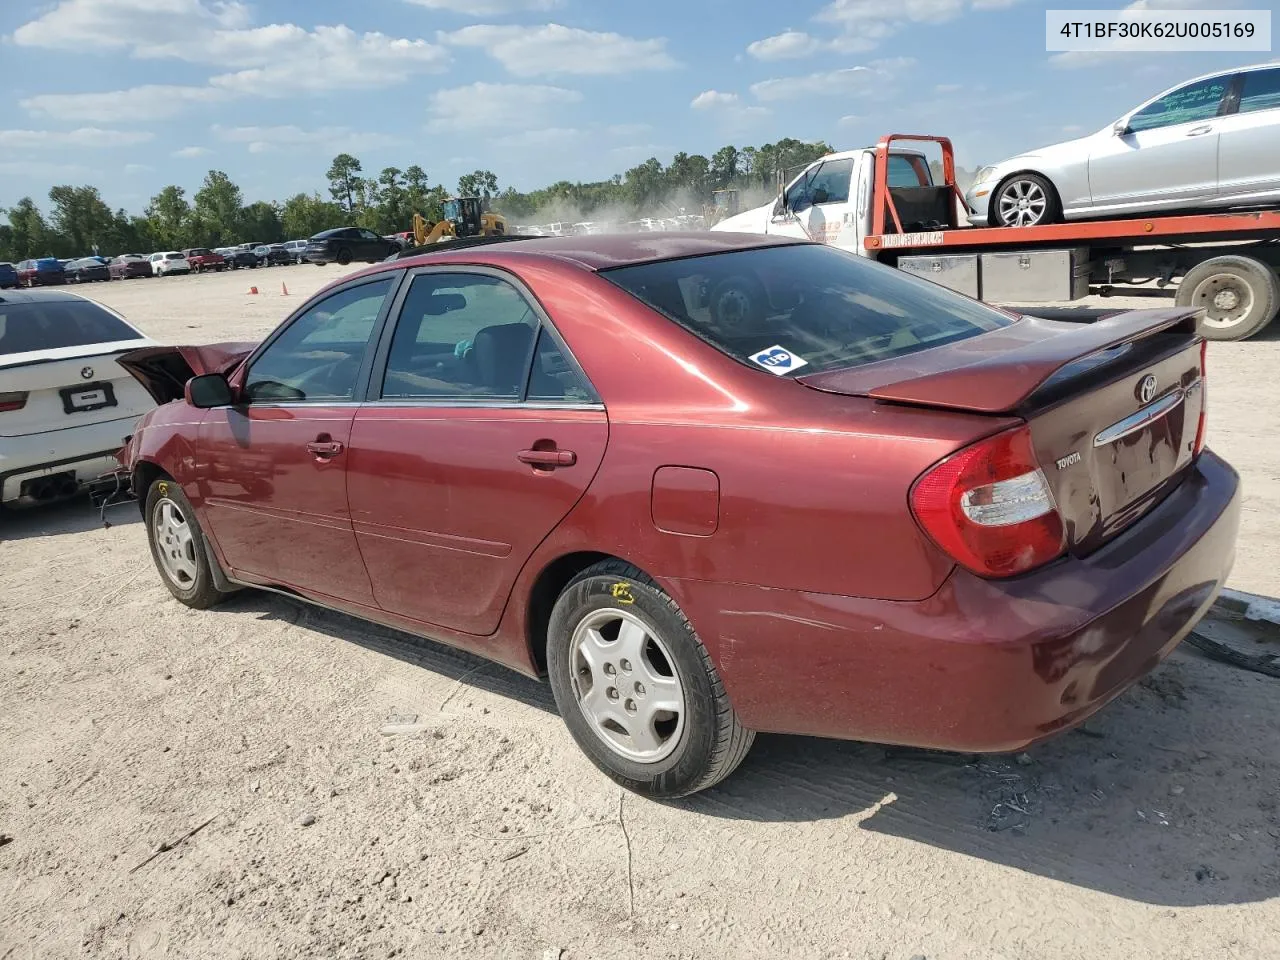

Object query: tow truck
[713,134,1280,341]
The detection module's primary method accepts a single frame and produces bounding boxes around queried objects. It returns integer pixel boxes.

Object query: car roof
[392,230,802,272]
[0,288,89,303]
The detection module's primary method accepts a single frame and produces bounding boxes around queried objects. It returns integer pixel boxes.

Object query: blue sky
[0,0,1269,214]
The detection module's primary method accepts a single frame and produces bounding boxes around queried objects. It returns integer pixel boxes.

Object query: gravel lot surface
[2,263,1278,960]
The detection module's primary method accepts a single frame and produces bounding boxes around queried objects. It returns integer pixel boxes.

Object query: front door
[198,274,399,605]
[1089,73,1230,211]
[347,268,608,635]
[768,157,856,245]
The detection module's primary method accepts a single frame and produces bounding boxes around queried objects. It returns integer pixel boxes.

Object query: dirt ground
[2,263,1278,960]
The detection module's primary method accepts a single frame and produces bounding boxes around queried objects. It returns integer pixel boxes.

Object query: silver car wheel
[570,608,685,763]
[152,498,199,588]
[1188,272,1254,330]
[996,178,1049,227]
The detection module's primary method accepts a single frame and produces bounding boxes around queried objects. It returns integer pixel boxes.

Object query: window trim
[238,269,407,407]
[365,263,603,409]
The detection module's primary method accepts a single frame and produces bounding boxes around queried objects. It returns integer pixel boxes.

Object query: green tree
[47,185,115,255]
[623,157,666,209]
[240,200,284,244]
[326,153,364,213]
[192,170,244,246]
[144,185,191,250]
[710,146,740,188]
[280,192,344,239]
[456,169,498,200]
[373,167,409,233]
[7,197,52,259]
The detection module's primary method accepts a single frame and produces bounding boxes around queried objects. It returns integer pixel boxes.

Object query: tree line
[0,137,851,262]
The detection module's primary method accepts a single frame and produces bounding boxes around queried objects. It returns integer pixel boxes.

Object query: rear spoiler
[797,308,1202,415]
[117,341,257,406]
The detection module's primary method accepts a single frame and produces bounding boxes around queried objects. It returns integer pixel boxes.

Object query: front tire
[144,479,231,610]
[546,560,754,799]
[991,173,1061,227]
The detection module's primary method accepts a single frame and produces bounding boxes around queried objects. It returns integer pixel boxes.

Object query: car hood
[117,341,257,405]
[711,202,774,234]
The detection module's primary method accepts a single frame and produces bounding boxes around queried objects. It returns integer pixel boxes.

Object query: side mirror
[185,373,234,409]
[1112,118,1129,136]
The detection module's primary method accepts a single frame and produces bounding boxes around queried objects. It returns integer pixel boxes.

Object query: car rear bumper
[670,450,1240,752]
[1,414,145,503]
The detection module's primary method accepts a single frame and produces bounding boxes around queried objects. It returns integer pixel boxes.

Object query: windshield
[442,199,461,221]
[601,243,1013,376]
[0,300,141,355]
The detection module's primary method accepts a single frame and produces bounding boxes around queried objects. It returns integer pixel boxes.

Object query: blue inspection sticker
[748,345,808,376]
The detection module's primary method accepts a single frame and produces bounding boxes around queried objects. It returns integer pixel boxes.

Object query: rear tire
[546,560,754,799]
[144,479,232,610]
[1176,255,1280,341]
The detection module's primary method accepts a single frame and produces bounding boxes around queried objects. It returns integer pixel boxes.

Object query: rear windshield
[0,300,141,355]
[601,243,1013,376]
[165,253,184,260]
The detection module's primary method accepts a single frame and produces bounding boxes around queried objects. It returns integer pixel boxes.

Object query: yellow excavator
[411,197,508,245]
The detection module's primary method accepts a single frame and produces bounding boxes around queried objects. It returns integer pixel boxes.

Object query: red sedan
[115,233,1239,798]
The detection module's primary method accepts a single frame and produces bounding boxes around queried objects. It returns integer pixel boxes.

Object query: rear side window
[601,244,1012,377]
[1238,68,1280,114]
[0,301,142,355]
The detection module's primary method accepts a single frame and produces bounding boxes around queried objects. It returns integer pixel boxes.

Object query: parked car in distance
[0,262,18,289]
[149,251,190,276]
[183,248,226,273]
[217,247,260,270]
[281,239,309,263]
[15,258,67,287]
[65,257,110,283]
[254,244,292,267]
[109,254,154,280]
[967,62,1280,226]
[0,289,157,507]
[115,233,1239,799]
[303,226,399,265]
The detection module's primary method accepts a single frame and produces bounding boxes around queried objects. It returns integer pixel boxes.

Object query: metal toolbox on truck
[980,247,1091,303]
[897,253,979,298]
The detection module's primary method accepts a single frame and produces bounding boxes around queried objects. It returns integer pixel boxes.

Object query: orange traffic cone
[281,282,289,295]
[247,285,259,295]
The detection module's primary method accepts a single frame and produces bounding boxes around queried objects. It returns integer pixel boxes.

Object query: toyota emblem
[1137,374,1157,404]
[80,366,94,380]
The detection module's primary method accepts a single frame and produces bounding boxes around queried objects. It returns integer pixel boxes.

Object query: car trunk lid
[799,308,1205,554]
[116,341,257,405]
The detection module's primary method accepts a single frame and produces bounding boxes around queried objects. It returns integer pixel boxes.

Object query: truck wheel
[546,560,755,799]
[1176,255,1280,341]
[991,174,1061,228]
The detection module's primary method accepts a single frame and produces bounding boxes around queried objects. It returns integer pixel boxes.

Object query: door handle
[306,438,345,458]
[517,448,576,468]
[1186,124,1213,136]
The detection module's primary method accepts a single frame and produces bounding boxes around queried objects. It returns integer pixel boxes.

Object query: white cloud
[173,146,211,158]
[213,124,401,154]
[935,83,963,93]
[747,30,827,60]
[439,24,676,76]
[427,82,582,132]
[0,161,94,179]
[20,85,229,122]
[12,1,450,114]
[403,0,561,10]
[838,114,863,125]
[690,90,739,109]
[124,163,155,174]
[0,127,154,149]
[750,60,911,101]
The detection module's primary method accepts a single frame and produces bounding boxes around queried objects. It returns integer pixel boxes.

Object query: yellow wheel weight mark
[610,582,635,605]
[157,481,170,497]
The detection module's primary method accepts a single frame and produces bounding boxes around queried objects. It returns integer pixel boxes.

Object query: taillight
[910,424,1065,578]
[0,391,28,412]
[1193,339,1207,457]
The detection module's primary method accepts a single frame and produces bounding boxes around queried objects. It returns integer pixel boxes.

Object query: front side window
[1238,68,1280,114]
[807,158,854,205]
[381,273,545,401]
[602,244,1012,377]
[1127,76,1229,132]
[245,277,395,402]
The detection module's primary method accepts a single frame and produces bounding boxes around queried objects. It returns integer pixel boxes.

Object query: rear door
[1217,67,1280,202]
[347,267,608,635]
[197,274,399,604]
[1089,73,1229,209]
